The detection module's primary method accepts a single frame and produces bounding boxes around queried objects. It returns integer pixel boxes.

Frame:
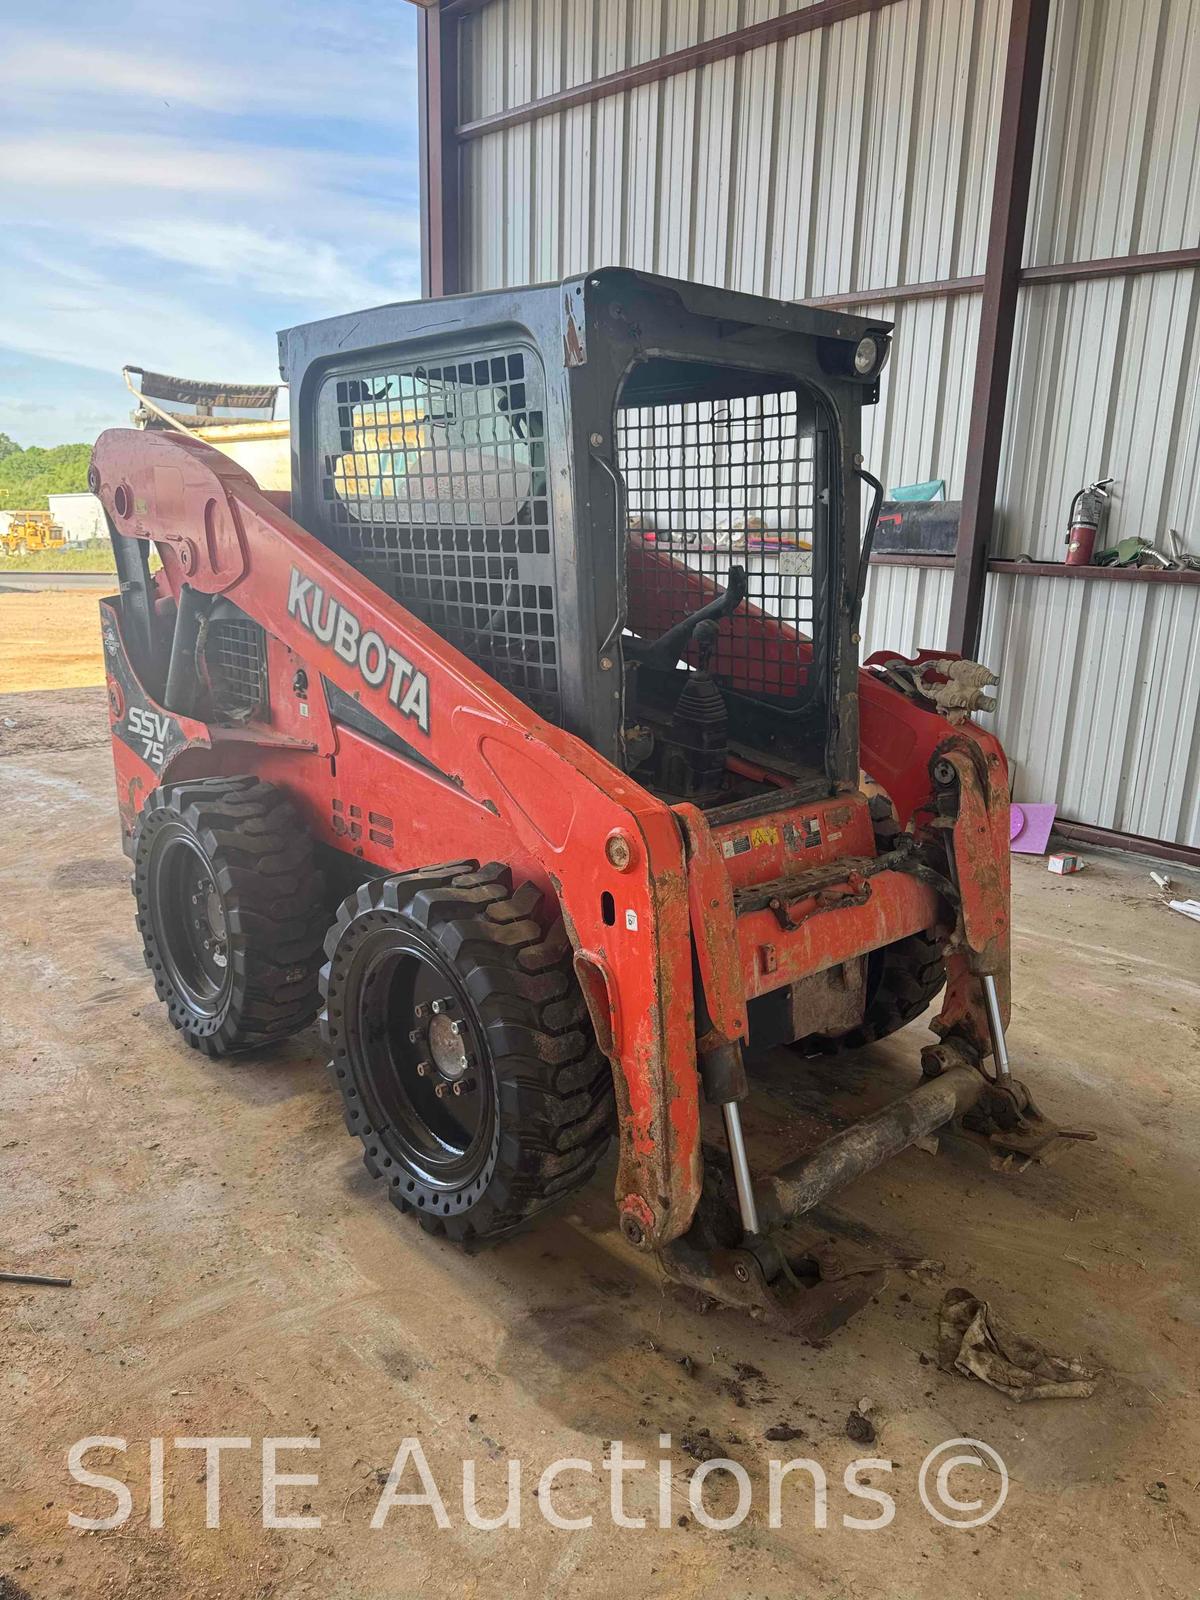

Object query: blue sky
[0,1,421,446]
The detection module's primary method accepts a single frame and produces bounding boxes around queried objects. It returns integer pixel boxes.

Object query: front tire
[133,776,327,1057]
[321,862,614,1243]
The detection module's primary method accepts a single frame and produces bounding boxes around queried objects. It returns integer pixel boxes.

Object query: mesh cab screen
[316,345,559,722]
[617,388,818,705]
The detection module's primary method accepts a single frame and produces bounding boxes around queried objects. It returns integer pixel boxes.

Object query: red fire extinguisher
[1064,477,1114,566]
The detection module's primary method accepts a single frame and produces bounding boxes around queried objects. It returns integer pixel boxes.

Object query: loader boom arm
[91,426,703,1246]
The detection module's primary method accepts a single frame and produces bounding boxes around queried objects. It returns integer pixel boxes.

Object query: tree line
[0,434,91,511]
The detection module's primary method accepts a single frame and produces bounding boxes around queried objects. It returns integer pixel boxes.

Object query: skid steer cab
[93,269,1050,1334]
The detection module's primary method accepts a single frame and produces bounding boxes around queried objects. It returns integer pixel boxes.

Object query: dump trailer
[93,270,1051,1333]
[123,365,290,492]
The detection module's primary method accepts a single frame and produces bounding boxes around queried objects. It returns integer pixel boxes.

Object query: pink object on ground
[1010,802,1058,855]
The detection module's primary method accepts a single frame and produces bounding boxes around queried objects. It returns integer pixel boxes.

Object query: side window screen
[616,386,818,706]
[316,347,560,725]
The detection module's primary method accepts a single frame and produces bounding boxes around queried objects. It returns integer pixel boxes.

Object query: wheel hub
[151,828,233,1014]
[194,881,228,968]
[427,1007,470,1080]
[333,920,497,1211]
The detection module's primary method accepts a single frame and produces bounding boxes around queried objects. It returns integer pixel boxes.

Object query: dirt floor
[0,589,108,692]
[1,688,1198,1600]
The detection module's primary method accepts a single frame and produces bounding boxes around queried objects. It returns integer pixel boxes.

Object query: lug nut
[434,1083,447,1098]
[415,1062,428,1077]
[449,1020,461,1036]
[452,1082,463,1096]
[431,999,443,1014]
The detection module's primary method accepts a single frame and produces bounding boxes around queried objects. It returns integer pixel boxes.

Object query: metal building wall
[454,0,1200,846]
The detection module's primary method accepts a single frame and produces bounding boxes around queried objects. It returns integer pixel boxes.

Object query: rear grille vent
[205,616,267,721]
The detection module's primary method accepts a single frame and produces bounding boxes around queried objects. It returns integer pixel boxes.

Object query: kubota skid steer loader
[92,270,1055,1335]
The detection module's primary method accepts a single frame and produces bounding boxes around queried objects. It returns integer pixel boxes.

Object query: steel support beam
[946,0,1050,657]
[454,0,904,141]
[417,4,461,298]
[807,244,1200,312]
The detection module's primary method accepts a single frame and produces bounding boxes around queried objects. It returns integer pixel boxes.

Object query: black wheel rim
[343,925,496,1200]
[148,824,232,1016]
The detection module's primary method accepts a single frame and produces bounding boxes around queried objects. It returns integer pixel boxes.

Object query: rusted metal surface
[1021,244,1200,287]
[736,871,941,1001]
[941,741,1012,986]
[948,0,1051,657]
[755,1066,988,1229]
[1050,820,1200,871]
[657,1232,884,1341]
[674,802,745,1047]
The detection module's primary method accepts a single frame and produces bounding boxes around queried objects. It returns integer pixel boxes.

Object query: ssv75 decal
[287,567,430,734]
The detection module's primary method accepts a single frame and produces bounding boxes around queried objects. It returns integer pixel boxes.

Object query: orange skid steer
[93,270,1050,1333]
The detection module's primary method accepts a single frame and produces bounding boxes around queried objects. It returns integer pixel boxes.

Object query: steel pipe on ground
[754,1066,986,1229]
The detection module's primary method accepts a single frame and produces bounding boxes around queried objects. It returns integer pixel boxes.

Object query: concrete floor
[2,687,1198,1600]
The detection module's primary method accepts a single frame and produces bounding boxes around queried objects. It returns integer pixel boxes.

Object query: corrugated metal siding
[861,568,1200,845]
[861,561,954,660]
[454,0,1200,844]
[460,0,1007,292]
[980,575,1200,845]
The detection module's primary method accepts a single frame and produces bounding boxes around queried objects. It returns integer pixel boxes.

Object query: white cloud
[0,131,410,201]
[0,19,417,124]
[110,219,420,310]
[0,245,275,382]
[0,40,248,112]
[0,0,422,440]
[0,134,289,195]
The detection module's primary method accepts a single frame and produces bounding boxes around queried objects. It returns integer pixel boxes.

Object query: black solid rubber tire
[133,776,327,1057]
[321,862,615,1243]
[799,930,948,1054]
[797,796,947,1053]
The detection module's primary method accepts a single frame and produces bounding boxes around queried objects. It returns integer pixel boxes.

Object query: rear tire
[133,776,326,1057]
[321,862,614,1243]
[797,796,947,1052]
[798,930,947,1053]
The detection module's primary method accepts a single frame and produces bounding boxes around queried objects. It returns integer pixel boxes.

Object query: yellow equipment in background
[2,511,66,556]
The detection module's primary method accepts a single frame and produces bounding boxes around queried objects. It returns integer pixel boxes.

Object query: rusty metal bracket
[733,842,957,932]
[657,1231,885,1340]
[767,876,873,931]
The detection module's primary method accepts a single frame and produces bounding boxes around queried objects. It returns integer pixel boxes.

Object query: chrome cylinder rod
[721,1100,761,1238]
[981,973,1012,1081]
